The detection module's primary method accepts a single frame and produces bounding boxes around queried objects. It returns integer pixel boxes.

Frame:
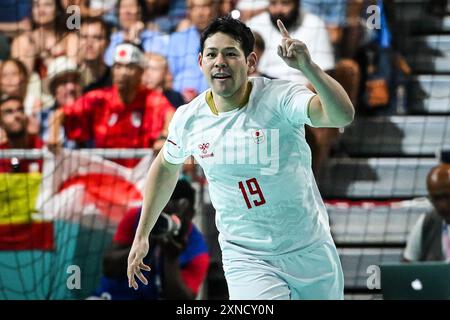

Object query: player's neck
[212,81,252,113]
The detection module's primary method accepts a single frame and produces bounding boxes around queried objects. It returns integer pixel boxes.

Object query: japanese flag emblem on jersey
[131,112,142,128]
[251,129,265,144]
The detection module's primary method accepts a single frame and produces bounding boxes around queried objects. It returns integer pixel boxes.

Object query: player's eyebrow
[205,47,239,51]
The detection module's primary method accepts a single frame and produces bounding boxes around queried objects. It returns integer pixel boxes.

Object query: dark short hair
[81,16,113,44]
[200,15,255,58]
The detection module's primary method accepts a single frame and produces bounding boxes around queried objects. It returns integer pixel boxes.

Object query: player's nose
[214,53,227,68]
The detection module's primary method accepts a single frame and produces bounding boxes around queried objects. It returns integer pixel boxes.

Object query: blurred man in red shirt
[54,42,175,167]
[0,95,43,173]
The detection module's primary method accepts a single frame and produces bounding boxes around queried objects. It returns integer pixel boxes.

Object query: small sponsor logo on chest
[198,143,214,158]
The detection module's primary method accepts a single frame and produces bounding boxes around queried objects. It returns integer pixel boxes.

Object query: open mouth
[212,73,231,80]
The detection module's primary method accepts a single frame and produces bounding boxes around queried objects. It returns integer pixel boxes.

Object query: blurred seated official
[404,152,450,262]
[93,179,210,300]
[0,95,43,173]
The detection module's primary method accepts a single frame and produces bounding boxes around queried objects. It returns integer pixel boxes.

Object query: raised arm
[276,19,354,128]
[127,151,182,289]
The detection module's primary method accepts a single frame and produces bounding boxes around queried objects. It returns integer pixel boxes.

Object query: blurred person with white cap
[40,56,81,149]
[45,56,81,106]
[50,43,175,167]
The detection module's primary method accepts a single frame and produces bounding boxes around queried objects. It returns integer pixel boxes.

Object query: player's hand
[127,238,151,290]
[276,19,312,71]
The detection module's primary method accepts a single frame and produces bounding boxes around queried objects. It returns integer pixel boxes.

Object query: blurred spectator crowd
[0,0,406,176]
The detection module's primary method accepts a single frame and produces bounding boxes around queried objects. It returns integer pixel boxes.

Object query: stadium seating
[328,201,428,245]
[340,116,450,156]
[321,0,450,299]
[319,158,436,198]
[408,76,450,113]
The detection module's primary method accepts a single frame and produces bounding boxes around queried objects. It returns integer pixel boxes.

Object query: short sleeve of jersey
[278,82,316,127]
[162,107,191,165]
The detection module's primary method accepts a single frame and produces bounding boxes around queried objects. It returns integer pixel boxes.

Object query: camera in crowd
[151,212,181,238]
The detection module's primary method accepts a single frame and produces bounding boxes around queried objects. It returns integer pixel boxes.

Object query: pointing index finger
[277,19,290,38]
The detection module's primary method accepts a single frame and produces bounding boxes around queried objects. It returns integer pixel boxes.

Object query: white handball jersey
[163,77,333,259]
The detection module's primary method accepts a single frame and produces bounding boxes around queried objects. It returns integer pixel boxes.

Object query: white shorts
[222,241,344,300]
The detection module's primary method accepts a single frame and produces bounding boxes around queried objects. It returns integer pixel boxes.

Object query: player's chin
[211,82,230,92]
[212,85,233,96]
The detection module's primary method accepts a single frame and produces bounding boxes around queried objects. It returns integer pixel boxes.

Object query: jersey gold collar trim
[205,82,253,116]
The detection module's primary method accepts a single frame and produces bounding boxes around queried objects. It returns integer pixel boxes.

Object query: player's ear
[198,52,203,69]
[247,52,257,75]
